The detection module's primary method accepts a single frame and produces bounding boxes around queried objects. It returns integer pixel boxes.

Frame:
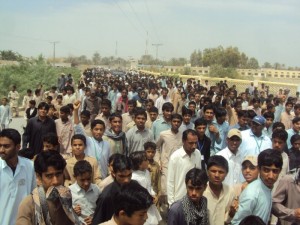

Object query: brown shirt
[148,160,161,195]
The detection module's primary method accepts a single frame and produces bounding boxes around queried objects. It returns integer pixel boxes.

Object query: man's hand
[208,124,219,134]
[73,204,81,216]
[73,101,81,111]
[294,208,300,220]
[84,216,93,225]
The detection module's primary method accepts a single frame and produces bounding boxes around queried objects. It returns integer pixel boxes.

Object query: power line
[50,41,59,67]
[144,0,161,43]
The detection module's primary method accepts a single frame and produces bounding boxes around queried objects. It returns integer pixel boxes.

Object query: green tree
[0,50,22,61]
[202,46,224,66]
[92,52,101,65]
[247,57,259,69]
[190,50,202,67]
[222,47,241,68]
[209,64,239,78]
[262,62,272,68]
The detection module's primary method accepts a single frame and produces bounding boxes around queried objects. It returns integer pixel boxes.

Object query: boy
[286,117,300,149]
[16,151,80,225]
[229,110,249,131]
[168,168,209,225]
[24,100,37,123]
[121,100,136,132]
[42,132,59,151]
[74,101,110,178]
[55,105,74,158]
[144,141,160,196]
[99,181,153,225]
[64,134,102,186]
[145,106,159,129]
[152,102,173,141]
[289,134,300,170]
[95,99,112,131]
[203,155,235,225]
[70,160,101,225]
[22,89,33,110]
[280,101,295,130]
[80,110,92,137]
[8,85,20,117]
[263,111,274,138]
[179,108,194,133]
[0,97,12,130]
[231,149,283,225]
[215,107,229,152]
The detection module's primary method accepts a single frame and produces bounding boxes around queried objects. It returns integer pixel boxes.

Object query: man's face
[171,118,182,131]
[294,108,300,116]
[251,122,264,136]
[71,139,85,156]
[121,209,148,225]
[242,161,259,183]
[227,136,242,153]
[183,114,191,124]
[75,172,92,192]
[80,115,90,125]
[204,109,214,122]
[195,94,201,102]
[186,180,206,203]
[188,104,196,113]
[149,112,158,122]
[217,115,226,124]
[238,116,248,127]
[0,137,19,161]
[293,121,300,132]
[101,105,111,116]
[92,124,105,140]
[286,104,293,113]
[134,115,146,129]
[59,111,69,121]
[162,90,168,98]
[38,166,64,191]
[146,103,153,112]
[292,139,300,150]
[207,165,227,186]
[272,138,285,152]
[38,107,48,118]
[195,125,206,137]
[121,90,128,98]
[43,142,57,152]
[163,109,172,121]
[110,117,122,134]
[113,169,132,185]
[128,104,135,114]
[183,133,198,155]
[259,164,281,189]
[265,118,273,128]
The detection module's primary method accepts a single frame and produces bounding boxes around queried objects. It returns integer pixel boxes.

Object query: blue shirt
[152,117,171,141]
[231,179,272,225]
[75,124,111,178]
[0,157,36,225]
[205,121,222,156]
[287,128,299,149]
[215,121,229,152]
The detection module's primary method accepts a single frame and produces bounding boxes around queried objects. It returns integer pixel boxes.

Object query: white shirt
[0,157,36,225]
[216,147,243,187]
[155,96,171,115]
[69,182,100,219]
[167,147,201,205]
[132,170,156,195]
[239,129,272,158]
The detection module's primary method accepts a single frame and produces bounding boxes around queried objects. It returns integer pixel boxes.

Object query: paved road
[10,116,26,135]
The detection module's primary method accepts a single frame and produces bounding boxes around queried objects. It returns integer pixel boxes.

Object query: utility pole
[145,31,149,55]
[50,41,59,67]
[152,43,163,60]
[115,41,118,57]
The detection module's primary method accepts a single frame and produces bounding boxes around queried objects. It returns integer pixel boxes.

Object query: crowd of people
[0,68,300,225]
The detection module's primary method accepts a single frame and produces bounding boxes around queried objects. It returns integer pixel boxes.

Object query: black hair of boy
[171,113,183,122]
[29,100,36,106]
[109,113,122,122]
[263,111,274,120]
[272,122,285,131]
[207,155,229,173]
[182,129,198,142]
[182,108,193,117]
[162,102,174,111]
[239,215,266,225]
[134,107,147,119]
[114,181,153,217]
[247,110,257,120]
[102,99,112,108]
[194,118,208,127]
[71,134,86,146]
[0,128,21,145]
[271,129,288,142]
[34,151,66,177]
[237,110,248,119]
[112,154,133,173]
[258,149,283,170]
[215,107,227,118]
[42,133,59,146]
[73,160,92,177]
[149,106,158,114]
[185,168,208,186]
[203,104,214,113]
[291,134,300,145]
[80,110,91,118]
[109,153,122,165]
[60,105,71,114]
[144,142,156,151]
[292,117,300,124]
[37,102,50,111]
[91,119,106,130]
[18,148,34,160]
[128,100,137,107]
[129,151,147,170]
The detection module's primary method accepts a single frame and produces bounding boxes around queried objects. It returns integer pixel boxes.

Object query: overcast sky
[1,0,299,67]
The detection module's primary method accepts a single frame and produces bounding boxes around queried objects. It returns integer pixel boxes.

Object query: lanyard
[197,140,205,152]
[254,136,263,153]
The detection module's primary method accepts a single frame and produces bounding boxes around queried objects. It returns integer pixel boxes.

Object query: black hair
[247,110,257,120]
[18,148,34,160]
[71,134,87,146]
[114,181,153,217]
[109,113,122,122]
[294,103,300,110]
[60,105,71,114]
[272,122,285,131]
[91,119,105,130]
[182,108,193,116]
[292,117,300,124]
[128,100,137,107]
[171,113,183,122]
[162,102,174,112]
[266,103,275,111]
[239,215,266,225]
[37,102,49,111]
[29,100,36,106]
[272,129,288,142]
[185,168,208,186]
[0,128,21,145]
[42,133,59,146]
[57,95,63,99]
[109,153,122,165]
[194,118,207,127]
[237,110,248,118]
[80,110,91,118]
[188,101,196,106]
[203,104,214,113]
[67,103,73,111]
[252,98,261,104]
[215,107,227,118]
[182,129,198,142]
[149,106,158,114]
[263,111,274,120]
[130,151,147,170]
[285,101,294,107]
[258,149,283,169]
[102,99,112,108]
[207,155,229,172]
[113,154,133,173]
[291,134,300,145]
[144,142,156,151]
[73,160,92,177]
[34,151,66,177]
[27,89,32,93]
[46,96,53,101]
[134,107,147,119]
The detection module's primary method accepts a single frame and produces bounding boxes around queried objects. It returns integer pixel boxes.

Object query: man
[239,115,272,159]
[231,149,283,225]
[92,155,133,225]
[83,89,102,121]
[286,117,300,149]
[155,88,171,116]
[95,99,112,131]
[229,110,249,131]
[280,101,295,130]
[0,129,36,225]
[16,151,80,225]
[216,129,243,187]
[23,102,56,155]
[8,85,20,117]
[121,100,136,132]
[152,102,173,141]
[167,129,202,205]
[168,168,209,225]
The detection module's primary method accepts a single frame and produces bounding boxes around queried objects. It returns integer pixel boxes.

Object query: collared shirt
[63,93,77,105]
[126,126,154,154]
[231,179,273,225]
[167,147,201,205]
[99,216,118,225]
[215,121,230,152]
[121,112,133,132]
[216,147,243,187]
[203,183,235,225]
[155,96,171,115]
[74,124,110,178]
[148,160,160,195]
[205,120,222,156]
[287,128,299,149]
[179,122,194,133]
[152,117,171,141]
[0,157,36,225]
[281,111,295,130]
[55,118,74,154]
[69,182,101,220]
[95,113,111,131]
[239,129,272,158]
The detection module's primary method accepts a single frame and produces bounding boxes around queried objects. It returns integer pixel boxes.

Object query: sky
[0,0,300,67]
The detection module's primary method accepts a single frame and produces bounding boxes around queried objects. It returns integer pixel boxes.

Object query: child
[55,105,74,158]
[289,134,300,170]
[130,151,162,225]
[145,106,158,129]
[69,160,101,225]
[42,132,59,151]
[0,97,12,130]
[263,111,274,138]
[64,134,101,187]
[280,101,295,130]
[80,110,92,137]
[144,142,160,196]
[48,104,59,120]
[179,108,194,133]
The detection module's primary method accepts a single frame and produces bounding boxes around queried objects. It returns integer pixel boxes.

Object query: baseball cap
[242,156,258,166]
[227,129,242,139]
[252,116,266,125]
